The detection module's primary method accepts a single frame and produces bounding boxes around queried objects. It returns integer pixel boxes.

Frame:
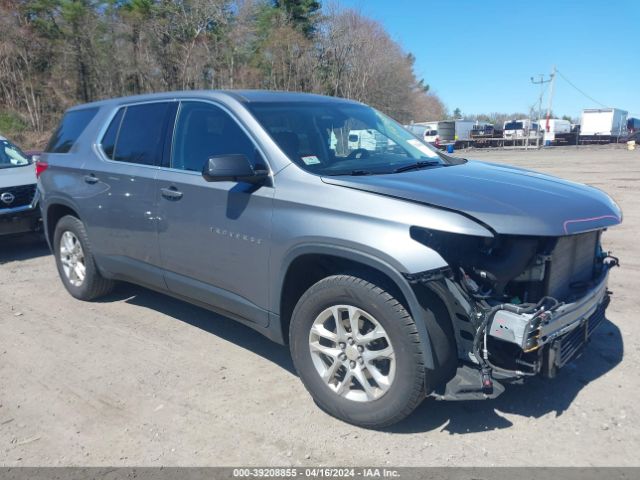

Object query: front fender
[275,243,451,370]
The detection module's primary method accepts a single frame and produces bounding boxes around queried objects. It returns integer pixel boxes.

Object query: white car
[0,135,41,236]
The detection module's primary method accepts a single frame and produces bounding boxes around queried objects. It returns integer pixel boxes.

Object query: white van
[405,122,439,144]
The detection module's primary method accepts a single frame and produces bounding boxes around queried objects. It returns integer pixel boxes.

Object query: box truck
[539,118,573,144]
[579,108,628,143]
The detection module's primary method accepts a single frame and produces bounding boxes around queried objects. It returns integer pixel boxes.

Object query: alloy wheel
[59,231,86,287]
[308,305,396,402]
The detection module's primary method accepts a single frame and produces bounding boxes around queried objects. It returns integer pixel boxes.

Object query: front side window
[171,101,256,172]
[249,102,448,176]
[46,107,99,153]
[0,139,31,168]
[101,102,172,166]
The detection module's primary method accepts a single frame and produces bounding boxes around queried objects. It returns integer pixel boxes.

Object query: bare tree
[0,0,447,147]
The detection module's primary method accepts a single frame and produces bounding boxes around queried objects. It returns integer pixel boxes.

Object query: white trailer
[454,120,475,143]
[539,118,572,143]
[580,108,628,142]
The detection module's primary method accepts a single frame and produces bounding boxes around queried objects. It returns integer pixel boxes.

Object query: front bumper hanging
[432,260,617,401]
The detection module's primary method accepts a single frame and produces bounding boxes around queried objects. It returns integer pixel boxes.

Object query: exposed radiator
[546,231,600,301]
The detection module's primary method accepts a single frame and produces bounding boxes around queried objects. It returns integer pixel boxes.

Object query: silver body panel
[38,90,622,356]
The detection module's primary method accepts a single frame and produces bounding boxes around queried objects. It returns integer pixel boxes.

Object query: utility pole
[531,74,550,120]
[545,65,557,135]
[531,73,551,147]
[531,66,557,146]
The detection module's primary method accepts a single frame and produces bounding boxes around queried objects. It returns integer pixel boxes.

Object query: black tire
[53,215,114,300]
[290,274,426,428]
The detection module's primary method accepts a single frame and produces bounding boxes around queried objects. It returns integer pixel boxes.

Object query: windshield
[0,140,31,169]
[504,121,524,130]
[248,102,448,176]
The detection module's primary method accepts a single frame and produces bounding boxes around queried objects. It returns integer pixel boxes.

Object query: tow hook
[481,367,494,394]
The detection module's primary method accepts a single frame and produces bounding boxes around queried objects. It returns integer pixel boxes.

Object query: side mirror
[202,154,269,184]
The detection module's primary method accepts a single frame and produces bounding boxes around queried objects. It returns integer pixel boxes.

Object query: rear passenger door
[156,101,274,325]
[86,101,177,289]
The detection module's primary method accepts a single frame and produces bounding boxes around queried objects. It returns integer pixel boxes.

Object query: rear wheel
[290,274,426,428]
[53,215,114,300]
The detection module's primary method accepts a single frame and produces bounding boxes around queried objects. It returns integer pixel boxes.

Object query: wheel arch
[44,201,81,250]
[276,245,440,370]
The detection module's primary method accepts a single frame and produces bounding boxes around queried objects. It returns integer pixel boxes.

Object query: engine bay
[409,226,620,396]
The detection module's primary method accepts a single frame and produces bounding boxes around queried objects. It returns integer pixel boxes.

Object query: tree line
[0,0,446,147]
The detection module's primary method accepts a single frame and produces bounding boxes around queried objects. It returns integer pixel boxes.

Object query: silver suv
[38,91,622,427]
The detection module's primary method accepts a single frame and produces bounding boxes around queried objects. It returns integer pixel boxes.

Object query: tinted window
[112,103,172,165]
[100,108,125,159]
[45,107,99,153]
[171,102,256,172]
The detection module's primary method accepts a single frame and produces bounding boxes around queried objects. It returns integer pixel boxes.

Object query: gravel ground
[1,146,638,466]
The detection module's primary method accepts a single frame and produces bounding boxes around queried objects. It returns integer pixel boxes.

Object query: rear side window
[45,107,99,153]
[101,102,172,166]
[101,108,125,159]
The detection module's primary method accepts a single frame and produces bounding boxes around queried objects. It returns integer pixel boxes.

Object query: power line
[555,69,609,108]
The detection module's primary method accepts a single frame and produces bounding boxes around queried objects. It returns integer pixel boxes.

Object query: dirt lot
[1,146,639,466]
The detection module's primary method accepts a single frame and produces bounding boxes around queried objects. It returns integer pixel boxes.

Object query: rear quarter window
[102,102,173,166]
[45,107,99,153]
[100,108,125,159]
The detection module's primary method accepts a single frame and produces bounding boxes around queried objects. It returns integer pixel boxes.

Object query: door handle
[161,186,183,200]
[84,174,99,184]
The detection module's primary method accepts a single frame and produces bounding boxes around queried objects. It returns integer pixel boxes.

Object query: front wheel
[290,274,426,428]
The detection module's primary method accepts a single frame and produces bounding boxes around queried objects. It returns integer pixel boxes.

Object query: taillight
[35,160,49,178]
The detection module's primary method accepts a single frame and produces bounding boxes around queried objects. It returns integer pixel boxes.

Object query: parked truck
[579,108,628,144]
[539,118,574,145]
[469,122,504,148]
[406,120,474,149]
[503,119,541,140]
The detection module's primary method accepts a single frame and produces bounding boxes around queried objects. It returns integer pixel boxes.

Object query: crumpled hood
[322,160,622,236]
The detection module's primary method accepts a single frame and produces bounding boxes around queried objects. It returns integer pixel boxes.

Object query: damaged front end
[406,226,620,400]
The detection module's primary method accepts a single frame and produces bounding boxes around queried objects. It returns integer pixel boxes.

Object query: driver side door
[156,101,274,325]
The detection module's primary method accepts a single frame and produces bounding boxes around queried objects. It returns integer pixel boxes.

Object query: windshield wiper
[346,169,373,176]
[393,160,441,173]
[325,169,374,177]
